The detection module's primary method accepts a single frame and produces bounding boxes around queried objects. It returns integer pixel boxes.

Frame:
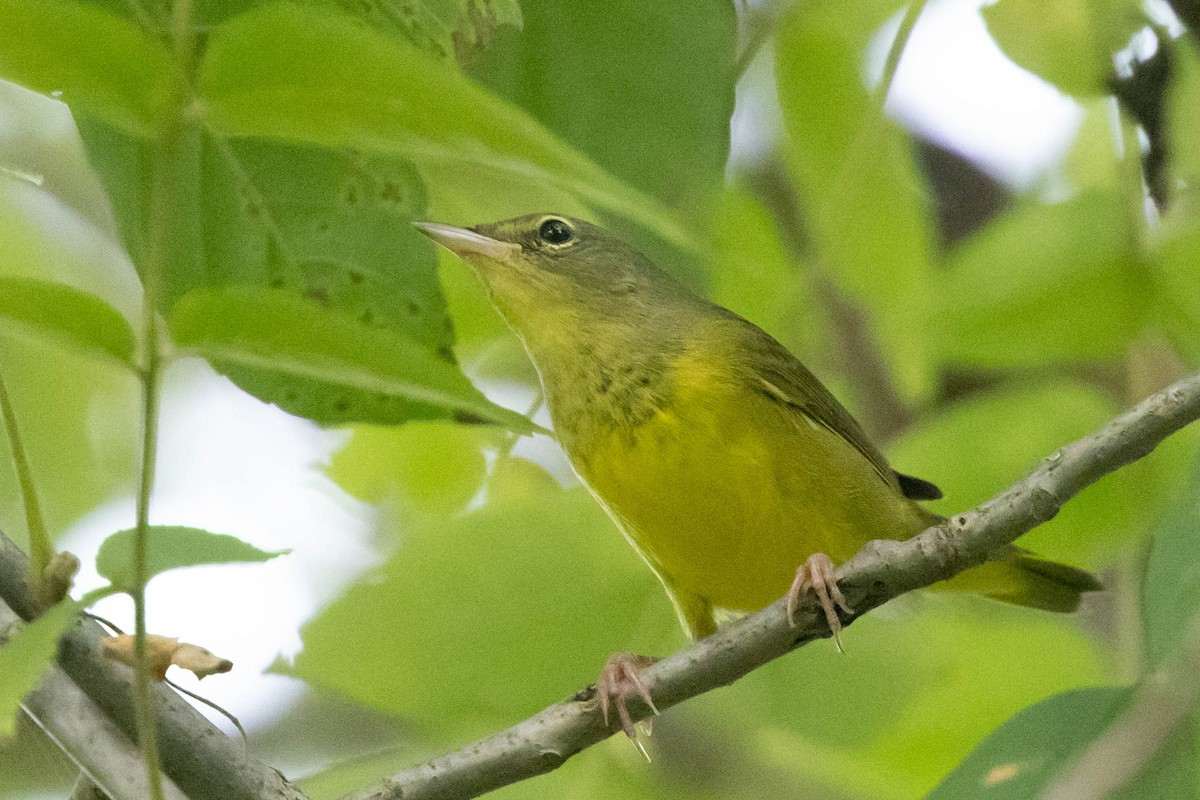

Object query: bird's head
[413,214,687,337]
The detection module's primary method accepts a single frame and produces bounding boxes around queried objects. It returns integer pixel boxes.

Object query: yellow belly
[572,359,927,613]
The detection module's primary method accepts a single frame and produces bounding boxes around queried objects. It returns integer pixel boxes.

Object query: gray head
[413,213,698,336]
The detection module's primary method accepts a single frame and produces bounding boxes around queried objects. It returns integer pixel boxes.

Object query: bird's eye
[538,218,574,245]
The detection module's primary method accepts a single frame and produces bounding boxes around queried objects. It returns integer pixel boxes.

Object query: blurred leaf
[887,382,1145,564]
[336,0,521,61]
[0,80,125,235]
[925,686,1130,799]
[437,251,511,351]
[1064,99,1124,192]
[467,0,735,219]
[709,185,807,351]
[0,108,140,547]
[94,525,287,591]
[1143,457,1200,668]
[0,0,171,135]
[0,601,77,739]
[326,420,494,515]
[982,0,1143,97]
[170,287,535,431]
[927,683,1197,800]
[1154,217,1200,364]
[0,134,144,327]
[1168,38,1200,200]
[0,336,136,541]
[775,0,935,400]
[0,711,75,796]
[0,277,134,366]
[199,3,695,251]
[285,460,679,739]
[935,192,1143,367]
[703,601,1112,798]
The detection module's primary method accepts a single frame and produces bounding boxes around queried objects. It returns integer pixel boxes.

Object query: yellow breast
[569,345,925,613]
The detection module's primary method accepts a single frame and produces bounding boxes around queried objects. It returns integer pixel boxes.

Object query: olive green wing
[724,315,942,501]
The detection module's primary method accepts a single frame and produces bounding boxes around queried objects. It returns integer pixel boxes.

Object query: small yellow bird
[415,214,1100,734]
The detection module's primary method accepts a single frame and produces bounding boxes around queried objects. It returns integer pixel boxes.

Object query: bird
[413,213,1101,738]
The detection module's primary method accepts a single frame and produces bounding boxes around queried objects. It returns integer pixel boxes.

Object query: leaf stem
[879,0,927,104]
[820,0,929,218]
[0,369,52,586]
[129,1,196,797]
[131,208,166,800]
[733,9,773,83]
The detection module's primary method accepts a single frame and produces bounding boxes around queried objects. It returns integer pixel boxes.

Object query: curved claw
[787,553,853,652]
[594,652,659,746]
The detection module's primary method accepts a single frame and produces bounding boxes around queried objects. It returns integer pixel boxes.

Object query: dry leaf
[102,634,233,681]
[171,643,233,679]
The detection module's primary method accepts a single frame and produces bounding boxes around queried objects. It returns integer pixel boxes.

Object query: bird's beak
[412,222,521,261]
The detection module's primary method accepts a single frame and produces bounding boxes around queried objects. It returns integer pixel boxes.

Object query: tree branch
[342,372,1200,800]
[0,535,309,800]
[0,595,188,800]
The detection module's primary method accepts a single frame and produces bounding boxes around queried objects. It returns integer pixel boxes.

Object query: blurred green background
[1,0,1199,797]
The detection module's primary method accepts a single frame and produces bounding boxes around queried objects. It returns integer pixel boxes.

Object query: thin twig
[0,534,309,800]
[733,8,773,82]
[0,369,53,585]
[131,0,197,795]
[339,373,1200,800]
[0,596,188,800]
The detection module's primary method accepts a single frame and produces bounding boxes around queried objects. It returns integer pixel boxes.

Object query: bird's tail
[932,546,1103,612]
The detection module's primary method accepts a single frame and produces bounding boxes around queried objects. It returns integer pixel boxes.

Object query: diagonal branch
[341,372,1200,800]
[0,534,309,800]
[0,594,188,800]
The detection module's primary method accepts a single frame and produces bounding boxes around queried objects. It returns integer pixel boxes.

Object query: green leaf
[935,192,1144,367]
[775,0,935,400]
[170,286,536,431]
[284,461,679,739]
[699,601,1113,798]
[338,0,522,61]
[0,0,172,135]
[198,2,695,251]
[94,525,288,590]
[708,185,808,352]
[76,124,446,334]
[982,0,1144,97]
[77,116,492,426]
[0,601,77,739]
[195,138,454,425]
[0,277,135,366]
[467,0,734,219]
[0,338,137,542]
[1154,218,1200,364]
[1064,99,1125,193]
[1143,457,1200,667]
[888,382,1139,564]
[326,420,494,515]
[925,686,1131,799]
[1168,38,1200,197]
[927,684,1198,799]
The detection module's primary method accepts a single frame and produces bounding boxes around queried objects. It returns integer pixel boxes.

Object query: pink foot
[787,553,854,651]
[595,652,659,741]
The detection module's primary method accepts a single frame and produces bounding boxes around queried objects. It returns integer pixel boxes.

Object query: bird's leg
[594,652,660,751]
[787,553,853,652]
